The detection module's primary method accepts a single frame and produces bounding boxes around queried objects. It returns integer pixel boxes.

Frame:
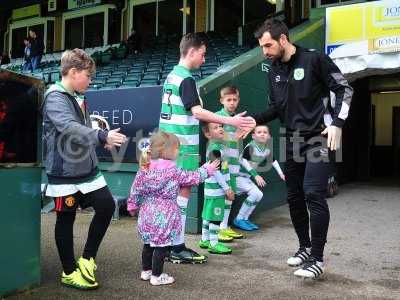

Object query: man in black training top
[249,19,353,279]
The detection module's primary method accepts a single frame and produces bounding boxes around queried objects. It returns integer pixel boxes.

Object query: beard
[271,44,285,61]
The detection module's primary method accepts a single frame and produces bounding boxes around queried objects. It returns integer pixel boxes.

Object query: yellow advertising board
[11,4,40,20]
[326,0,400,56]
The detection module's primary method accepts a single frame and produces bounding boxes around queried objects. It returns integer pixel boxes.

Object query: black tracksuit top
[253,46,353,137]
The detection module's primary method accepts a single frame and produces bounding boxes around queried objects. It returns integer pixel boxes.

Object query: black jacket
[30,37,44,57]
[253,46,353,136]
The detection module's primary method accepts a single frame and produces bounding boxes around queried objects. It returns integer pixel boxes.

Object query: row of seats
[1,32,250,88]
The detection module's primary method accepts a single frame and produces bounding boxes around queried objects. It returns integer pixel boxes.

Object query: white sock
[237,198,253,220]
[174,196,188,245]
[243,189,263,220]
[244,200,259,220]
[201,220,209,241]
[220,200,232,230]
[209,223,219,247]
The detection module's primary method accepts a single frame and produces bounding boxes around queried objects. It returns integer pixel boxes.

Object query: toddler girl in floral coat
[127,130,218,286]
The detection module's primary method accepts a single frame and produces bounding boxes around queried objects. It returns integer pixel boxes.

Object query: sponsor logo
[261,63,270,72]
[375,36,400,49]
[275,75,281,82]
[384,6,400,18]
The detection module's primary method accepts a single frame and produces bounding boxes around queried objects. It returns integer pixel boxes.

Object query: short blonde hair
[220,86,239,98]
[140,131,180,169]
[60,48,95,77]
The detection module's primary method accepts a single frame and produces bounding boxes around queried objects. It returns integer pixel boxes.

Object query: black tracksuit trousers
[285,136,333,262]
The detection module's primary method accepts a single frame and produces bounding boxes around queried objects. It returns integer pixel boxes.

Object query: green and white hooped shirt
[204,141,231,200]
[159,65,199,170]
[239,140,272,178]
[215,108,241,177]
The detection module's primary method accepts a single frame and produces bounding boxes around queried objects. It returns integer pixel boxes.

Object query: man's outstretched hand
[230,112,256,132]
[234,115,256,139]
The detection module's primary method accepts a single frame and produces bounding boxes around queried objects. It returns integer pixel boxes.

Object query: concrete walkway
[8,182,400,299]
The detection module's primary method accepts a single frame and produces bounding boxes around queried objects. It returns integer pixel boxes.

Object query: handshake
[229,112,256,139]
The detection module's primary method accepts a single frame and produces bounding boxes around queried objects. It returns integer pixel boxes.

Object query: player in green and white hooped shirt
[198,123,233,254]
[215,86,244,241]
[158,33,256,264]
[233,125,285,231]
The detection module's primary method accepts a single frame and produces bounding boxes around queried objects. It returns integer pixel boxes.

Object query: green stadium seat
[112,71,127,77]
[121,79,139,86]
[50,71,60,83]
[139,80,158,87]
[142,73,159,81]
[125,74,141,81]
[146,66,161,73]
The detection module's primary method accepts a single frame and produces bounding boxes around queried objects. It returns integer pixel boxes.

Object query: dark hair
[179,32,208,57]
[202,123,211,135]
[254,18,289,42]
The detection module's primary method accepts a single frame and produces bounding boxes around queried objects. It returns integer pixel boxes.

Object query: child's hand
[104,143,113,151]
[225,189,235,201]
[235,129,244,140]
[107,128,128,147]
[255,175,266,188]
[280,174,286,181]
[203,159,220,176]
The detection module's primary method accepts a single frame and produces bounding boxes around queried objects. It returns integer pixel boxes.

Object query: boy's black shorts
[54,191,90,212]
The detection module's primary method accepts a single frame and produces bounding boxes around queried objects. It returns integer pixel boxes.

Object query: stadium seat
[112,71,127,77]
[146,66,161,73]
[50,71,60,83]
[106,78,122,86]
[125,74,141,81]
[142,73,159,81]
[139,81,159,87]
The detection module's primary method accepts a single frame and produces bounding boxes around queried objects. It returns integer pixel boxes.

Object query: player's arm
[179,78,254,129]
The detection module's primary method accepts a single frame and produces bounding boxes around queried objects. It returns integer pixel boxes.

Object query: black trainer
[168,247,208,264]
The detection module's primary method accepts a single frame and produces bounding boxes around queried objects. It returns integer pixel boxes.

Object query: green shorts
[202,196,225,221]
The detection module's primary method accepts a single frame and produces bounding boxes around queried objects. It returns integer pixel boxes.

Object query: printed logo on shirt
[65,195,76,207]
[294,68,305,80]
[275,75,281,82]
[320,148,329,157]
[214,207,222,216]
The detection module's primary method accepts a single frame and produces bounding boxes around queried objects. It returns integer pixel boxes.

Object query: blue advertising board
[85,86,162,162]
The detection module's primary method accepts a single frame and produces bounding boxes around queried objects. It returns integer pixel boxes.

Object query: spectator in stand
[29,29,44,71]
[23,38,33,72]
[127,29,142,54]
